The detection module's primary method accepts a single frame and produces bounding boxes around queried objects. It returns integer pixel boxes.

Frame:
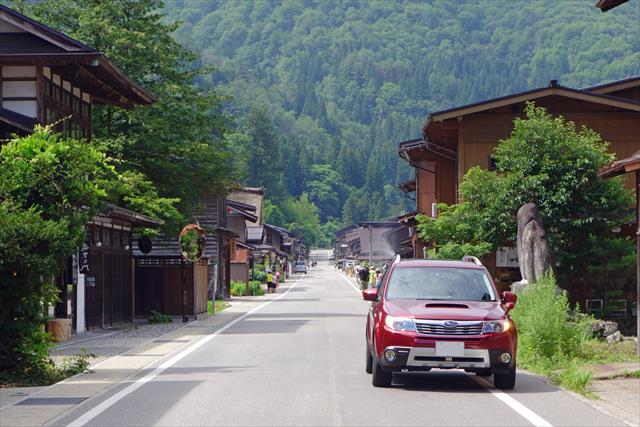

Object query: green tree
[307,164,349,221]
[281,194,322,247]
[22,0,231,223]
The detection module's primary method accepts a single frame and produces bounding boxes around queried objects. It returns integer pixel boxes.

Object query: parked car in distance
[363,256,517,389]
[293,260,307,274]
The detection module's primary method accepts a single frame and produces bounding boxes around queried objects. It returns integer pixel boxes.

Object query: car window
[385,267,496,301]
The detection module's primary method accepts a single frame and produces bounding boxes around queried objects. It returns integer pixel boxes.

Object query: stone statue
[516,203,555,283]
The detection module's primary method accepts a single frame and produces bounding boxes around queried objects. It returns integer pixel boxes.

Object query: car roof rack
[462,255,483,266]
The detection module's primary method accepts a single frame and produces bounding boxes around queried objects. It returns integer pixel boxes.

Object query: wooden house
[227,196,259,287]
[358,220,410,264]
[399,77,640,289]
[334,225,361,260]
[0,5,153,141]
[0,5,160,333]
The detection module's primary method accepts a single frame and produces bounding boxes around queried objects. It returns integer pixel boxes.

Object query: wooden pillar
[636,169,639,355]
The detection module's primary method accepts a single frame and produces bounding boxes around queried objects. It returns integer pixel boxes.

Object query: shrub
[249,269,267,283]
[248,280,265,296]
[231,281,247,296]
[148,310,172,324]
[0,129,107,383]
[511,273,593,366]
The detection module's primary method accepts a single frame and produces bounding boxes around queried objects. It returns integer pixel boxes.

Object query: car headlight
[384,316,416,332]
[482,319,511,334]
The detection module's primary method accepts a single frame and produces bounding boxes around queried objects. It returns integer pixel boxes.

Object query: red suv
[363,257,518,389]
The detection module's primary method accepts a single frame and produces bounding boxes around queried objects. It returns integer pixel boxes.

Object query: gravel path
[50,322,185,367]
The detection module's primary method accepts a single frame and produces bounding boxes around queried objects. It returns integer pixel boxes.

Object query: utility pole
[368,224,373,266]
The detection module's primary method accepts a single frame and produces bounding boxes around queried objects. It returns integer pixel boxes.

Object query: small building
[334,225,361,260]
[134,193,232,316]
[358,220,411,264]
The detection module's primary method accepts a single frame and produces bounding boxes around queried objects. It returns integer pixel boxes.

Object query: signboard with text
[496,247,519,268]
[79,240,90,274]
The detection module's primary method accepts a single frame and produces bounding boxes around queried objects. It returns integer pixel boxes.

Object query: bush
[248,280,265,296]
[231,281,247,296]
[148,310,172,324]
[0,129,107,383]
[231,280,264,296]
[249,269,267,283]
[510,273,599,394]
[511,274,593,365]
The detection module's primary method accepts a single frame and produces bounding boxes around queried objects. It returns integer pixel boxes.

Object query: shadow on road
[391,370,556,395]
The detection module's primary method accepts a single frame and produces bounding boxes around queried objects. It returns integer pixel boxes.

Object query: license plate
[435,341,464,357]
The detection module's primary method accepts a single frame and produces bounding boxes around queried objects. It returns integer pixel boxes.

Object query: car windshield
[386,267,496,301]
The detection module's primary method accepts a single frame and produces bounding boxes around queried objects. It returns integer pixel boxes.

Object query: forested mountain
[165,0,640,244]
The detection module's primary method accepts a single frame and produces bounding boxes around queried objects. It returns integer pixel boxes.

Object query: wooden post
[636,169,639,355]
[181,259,188,323]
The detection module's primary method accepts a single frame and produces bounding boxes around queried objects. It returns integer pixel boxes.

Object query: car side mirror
[362,288,378,301]
[504,302,515,314]
[502,291,517,304]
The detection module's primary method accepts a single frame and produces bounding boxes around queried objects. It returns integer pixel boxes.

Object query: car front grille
[414,320,483,336]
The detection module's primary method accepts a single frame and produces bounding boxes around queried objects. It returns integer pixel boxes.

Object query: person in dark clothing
[358,266,370,290]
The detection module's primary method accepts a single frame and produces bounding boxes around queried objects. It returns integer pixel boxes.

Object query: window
[63,91,71,108]
[103,228,112,246]
[386,267,496,301]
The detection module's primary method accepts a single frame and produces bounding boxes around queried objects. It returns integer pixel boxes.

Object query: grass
[510,274,640,397]
[207,300,230,315]
[620,370,640,379]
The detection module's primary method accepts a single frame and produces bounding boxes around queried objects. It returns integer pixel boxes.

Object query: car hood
[384,299,505,321]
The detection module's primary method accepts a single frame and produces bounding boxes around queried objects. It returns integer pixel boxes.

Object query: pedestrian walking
[266,270,276,293]
[368,266,376,289]
[358,265,369,291]
[375,269,383,288]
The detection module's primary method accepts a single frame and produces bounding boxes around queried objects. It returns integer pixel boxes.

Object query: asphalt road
[53,250,624,426]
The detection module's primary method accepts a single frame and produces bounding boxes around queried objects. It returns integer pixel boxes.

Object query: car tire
[365,342,373,374]
[372,359,392,387]
[494,366,516,390]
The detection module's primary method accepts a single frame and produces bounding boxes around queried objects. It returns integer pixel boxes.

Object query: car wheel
[494,365,516,390]
[372,358,392,387]
[365,342,373,374]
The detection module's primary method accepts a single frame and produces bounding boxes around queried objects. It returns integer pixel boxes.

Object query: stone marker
[516,203,555,284]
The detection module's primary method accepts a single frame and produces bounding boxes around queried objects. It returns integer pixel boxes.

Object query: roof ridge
[0,4,96,53]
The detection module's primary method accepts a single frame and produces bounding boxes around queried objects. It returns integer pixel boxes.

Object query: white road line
[472,376,553,427]
[340,273,362,295]
[68,278,303,427]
